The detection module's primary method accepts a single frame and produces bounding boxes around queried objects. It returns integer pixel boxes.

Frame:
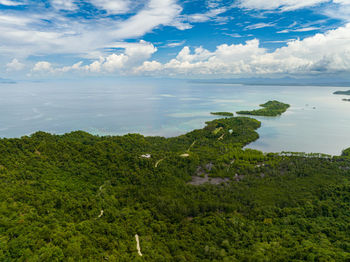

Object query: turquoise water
[1,78,350,155]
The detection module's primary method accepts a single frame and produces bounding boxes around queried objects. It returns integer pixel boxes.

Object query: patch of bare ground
[188,163,231,185]
[189,174,231,185]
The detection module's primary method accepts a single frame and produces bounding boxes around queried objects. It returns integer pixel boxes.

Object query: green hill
[0,115,349,261]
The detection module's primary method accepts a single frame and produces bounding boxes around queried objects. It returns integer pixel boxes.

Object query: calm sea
[1,78,349,155]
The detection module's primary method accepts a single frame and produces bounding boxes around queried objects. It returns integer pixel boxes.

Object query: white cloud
[34,40,157,74]
[102,54,128,72]
[223,33,242,38]
[88,0,130,14]
[206,0,221,9]
[238,0,329,11]
[31,60,85,75]
[0,0,24,6]
[166,40,186,47]
[33,61,53,72]
[176,46,212,63]
[58,61,83,72]
[0,14,33,26]
[334,0,350,4]
[238,0,350,19]
[270,24,350,72]
[111,0,185,39]
[245,22,276,30]
[135,24,350,76]
[323,0,350,21]
[278,27,320,33]
[6,58,25,71]
[86,58,104,72]
[4,0,350,79]
[0,0,187,61]
[28,23,350,78]
[187,7,227,23]
[136,60,162,72]
[96,40,157,71]
[292,27,320,32]
[51,0,77,10]
[121,40,157,60]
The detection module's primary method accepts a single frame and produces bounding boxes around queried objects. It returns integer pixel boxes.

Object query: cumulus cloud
[33,61,53,72]
[86,57,104,73]
[135,39,265,75]
[84,40,157,73]
[101,54,128,72]
[6,58,25,71]
[58,61,83,72]
[31,40,157,75]
[29,24,350,77]
[5,0,350,79]
[31,61,86,75]
[137,60,162,72]
[135,24,350,76]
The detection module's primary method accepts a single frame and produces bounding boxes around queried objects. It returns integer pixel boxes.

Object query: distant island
[334,90,350,95]
[237,100,290,116]
[190,77,350,87]
[210,112,234,116]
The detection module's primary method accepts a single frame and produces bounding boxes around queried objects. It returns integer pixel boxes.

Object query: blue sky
[1,0,350,79]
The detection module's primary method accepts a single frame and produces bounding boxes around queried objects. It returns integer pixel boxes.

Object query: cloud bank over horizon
[1,0,350,79]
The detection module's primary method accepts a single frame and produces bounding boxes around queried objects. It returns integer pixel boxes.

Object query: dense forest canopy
[237,100,290,117]
[0,108,349,261]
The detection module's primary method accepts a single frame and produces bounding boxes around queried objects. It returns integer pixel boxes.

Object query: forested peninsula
[237,100,290,116]
[0,104,350,261]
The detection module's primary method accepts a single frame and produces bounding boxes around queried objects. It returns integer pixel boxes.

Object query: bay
[0,78,349,155]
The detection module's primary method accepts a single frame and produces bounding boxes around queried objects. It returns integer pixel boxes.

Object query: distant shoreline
[189,80,350,87]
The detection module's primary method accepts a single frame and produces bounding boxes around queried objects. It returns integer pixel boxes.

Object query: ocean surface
[1,78,350,155]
